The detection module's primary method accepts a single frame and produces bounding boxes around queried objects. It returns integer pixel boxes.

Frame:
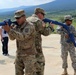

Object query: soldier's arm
[57,26,69,39]
[23,25,35,40]
[41,22,54,36]
[72,26,76,37]
[37,20,54,36]
[8,25,35,40]
[56,26,65,34]
[8,29,17,40]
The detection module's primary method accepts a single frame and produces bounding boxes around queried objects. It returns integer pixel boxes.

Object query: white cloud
[0,0,55,9]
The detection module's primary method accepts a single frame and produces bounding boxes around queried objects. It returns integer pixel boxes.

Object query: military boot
[62,68,68,75]
[74,70,76,75]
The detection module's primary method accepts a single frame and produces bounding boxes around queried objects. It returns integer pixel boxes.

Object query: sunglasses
[41,13,45,16]
[15,15,25,19]
[15,17,21,19]
[65,19,72,22]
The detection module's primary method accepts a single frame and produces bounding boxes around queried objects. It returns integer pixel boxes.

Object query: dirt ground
[0,34,74,75]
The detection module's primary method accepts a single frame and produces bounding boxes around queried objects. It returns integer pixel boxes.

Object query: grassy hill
[0,0,76,28]
[0,0,76,18]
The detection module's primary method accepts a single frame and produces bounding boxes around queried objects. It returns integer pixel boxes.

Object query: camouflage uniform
[57,23,76,70]
[8,10,37,75]
[27,8,54,75]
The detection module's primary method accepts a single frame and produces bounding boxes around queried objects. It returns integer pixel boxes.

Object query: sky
[0,0,55,9]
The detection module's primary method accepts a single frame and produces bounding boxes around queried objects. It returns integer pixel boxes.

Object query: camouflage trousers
[15,55,37,75]
[35,53,45,75]
[61,43,76,69]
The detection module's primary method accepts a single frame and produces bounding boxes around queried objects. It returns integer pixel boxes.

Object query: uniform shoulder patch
[25,28,29,32]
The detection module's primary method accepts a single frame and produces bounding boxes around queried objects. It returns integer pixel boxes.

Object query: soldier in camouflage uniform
[27,8,54,75]
[57,15,76,75]
[3,10,37,75]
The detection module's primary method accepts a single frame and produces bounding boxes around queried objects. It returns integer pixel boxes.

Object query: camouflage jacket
[8,21,36,56]
[57,23,76,45]
[27,14,53,54]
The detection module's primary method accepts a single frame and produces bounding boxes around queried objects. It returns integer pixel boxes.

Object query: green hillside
[0,0,76,30]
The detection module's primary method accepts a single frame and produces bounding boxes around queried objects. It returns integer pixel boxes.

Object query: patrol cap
[14,10,25,18]
[34,7,45,15]
[64,15,73,21]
